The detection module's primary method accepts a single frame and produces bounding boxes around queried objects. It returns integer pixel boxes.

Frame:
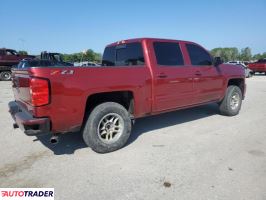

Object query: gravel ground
[0,76,265,200]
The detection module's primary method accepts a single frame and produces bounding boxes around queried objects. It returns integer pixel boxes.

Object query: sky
[1,0,265,55]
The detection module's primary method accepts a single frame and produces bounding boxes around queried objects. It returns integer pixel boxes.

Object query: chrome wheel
[230,92,240,110]
[97,113,124,144]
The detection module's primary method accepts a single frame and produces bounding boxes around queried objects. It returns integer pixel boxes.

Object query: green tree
[61,49,102,63]
[18,50,28,55]
[240,47,252,61]
[210,47,239,62]
[253,52,266,60]
[231,48,239,61]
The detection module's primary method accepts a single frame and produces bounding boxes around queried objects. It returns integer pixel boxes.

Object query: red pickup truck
[248,59,266,74]
[9,38,246,153]
[0,48,34,81]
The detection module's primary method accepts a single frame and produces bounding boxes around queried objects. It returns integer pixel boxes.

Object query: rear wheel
[219,85,242,116]
[82,102,132,153]
[0,71,11,81]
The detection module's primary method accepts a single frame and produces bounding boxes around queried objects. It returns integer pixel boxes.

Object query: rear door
[185,43,224,103]
[152,41,196,112]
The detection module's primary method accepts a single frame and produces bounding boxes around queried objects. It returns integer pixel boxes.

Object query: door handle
[157,73,168,78]
[195,71,202,76]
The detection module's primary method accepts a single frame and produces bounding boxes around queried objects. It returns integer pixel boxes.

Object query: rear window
[102,46,115,66]
[102,42,145,66]
[186,44,212,66]
[153,42,184,66]
[6,50,18,55]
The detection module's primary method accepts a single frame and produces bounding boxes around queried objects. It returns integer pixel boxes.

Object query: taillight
[29,78,49,106]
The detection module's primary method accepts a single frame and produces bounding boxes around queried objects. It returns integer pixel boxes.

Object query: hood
[218,63,245,78]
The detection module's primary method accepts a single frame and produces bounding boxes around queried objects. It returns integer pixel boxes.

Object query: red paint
[248,59,266,73]
[0,48,34,66]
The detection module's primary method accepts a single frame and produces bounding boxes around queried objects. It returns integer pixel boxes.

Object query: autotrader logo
[0,188,54,200]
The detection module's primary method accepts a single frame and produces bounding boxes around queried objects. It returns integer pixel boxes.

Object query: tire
[219,85,242,116]
[0,71,12,81]
[82,102,132,153]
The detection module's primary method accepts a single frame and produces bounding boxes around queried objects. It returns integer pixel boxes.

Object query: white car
[74,61,100,67]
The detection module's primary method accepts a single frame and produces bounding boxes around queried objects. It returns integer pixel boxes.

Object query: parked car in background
[248,59,266,74]
[227,61,242,65]
[239,63,253,78]
[17,52,73,69]
[9,38,246,153]
[226,61,253,78]
[0,48,35,80]
[74,61,100,67]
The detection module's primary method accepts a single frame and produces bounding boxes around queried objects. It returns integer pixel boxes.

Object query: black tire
[82,102,132,153]
[219,85,242,116]
[0,71,12,81]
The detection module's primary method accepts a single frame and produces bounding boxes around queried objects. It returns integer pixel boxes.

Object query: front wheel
[0,71,12,81]
[219,85,242,116]
[82,102,132,153]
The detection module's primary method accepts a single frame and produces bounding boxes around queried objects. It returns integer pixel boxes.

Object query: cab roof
[106,38,195,47]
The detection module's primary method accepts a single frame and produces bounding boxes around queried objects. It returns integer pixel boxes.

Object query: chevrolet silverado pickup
[9,38,246,153]
[0,48,35,81]
[248,59,266,74]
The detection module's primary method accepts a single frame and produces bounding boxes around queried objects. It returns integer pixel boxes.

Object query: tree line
[18,47,266,63]
[210,47,266,62]
[61,49,102,63]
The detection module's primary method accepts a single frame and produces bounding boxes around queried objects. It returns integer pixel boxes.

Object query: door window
[102,42,145,66]
[186,44,212,66]
[153,42,184,66]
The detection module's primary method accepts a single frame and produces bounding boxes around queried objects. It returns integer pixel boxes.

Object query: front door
[185,43,224,103]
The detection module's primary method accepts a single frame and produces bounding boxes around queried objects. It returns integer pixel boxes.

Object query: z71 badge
[50,70,74,75]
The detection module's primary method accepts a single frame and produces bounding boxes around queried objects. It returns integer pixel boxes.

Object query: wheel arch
[227,78,245,99]
[82,90,135,127]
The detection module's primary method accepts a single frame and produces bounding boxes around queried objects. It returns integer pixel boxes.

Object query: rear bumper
[8,101,50,136]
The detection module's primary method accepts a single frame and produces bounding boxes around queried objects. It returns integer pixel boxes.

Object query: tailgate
[11,69,32,107]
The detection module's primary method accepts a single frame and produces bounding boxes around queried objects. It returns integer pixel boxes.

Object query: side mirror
[214,57,223,67]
